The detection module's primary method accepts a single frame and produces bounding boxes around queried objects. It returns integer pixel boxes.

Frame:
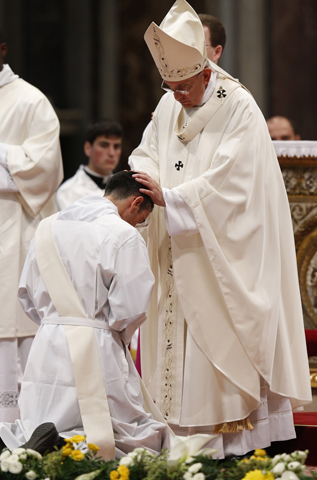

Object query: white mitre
[144,0,207,81]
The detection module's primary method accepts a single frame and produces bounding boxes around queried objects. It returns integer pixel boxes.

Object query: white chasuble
[129,65,311,456]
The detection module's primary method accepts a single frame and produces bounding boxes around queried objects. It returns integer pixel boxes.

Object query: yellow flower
[110,471,120,480]
[240,458,250,464]
[243,469,266,480]
[69,435,86,443]
[88,443,100,452]
[254,449,267,457]
[70,450,85,461]
[117,465,130,479]
[263,473,274,480]
[62,446,73,457]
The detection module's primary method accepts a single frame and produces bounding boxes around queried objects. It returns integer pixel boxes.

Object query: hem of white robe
[169,409,295,459]
[0,337,34,422]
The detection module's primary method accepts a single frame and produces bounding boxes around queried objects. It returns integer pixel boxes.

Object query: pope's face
[85,134,122,176]
[165,68,211,109]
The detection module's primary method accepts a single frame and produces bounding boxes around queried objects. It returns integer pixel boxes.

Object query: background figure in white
[0,29,63,422]
[56,119,123,210]
[129,0,311,459]
[0,171,169,457]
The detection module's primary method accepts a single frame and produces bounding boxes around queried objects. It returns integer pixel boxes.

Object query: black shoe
[20,422,61,455]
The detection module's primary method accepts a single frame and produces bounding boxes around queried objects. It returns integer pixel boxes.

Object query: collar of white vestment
[0,64,19,88]
[84,166,110,189]
[173,61,248,143]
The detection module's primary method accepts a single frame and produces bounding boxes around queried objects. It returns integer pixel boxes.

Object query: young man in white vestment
[0,171,170,459]
[0,30,63,422]
[129,0,312,459]
[56,119,123,210]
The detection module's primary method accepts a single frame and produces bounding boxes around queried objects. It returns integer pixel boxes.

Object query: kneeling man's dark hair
[105,171,154,212]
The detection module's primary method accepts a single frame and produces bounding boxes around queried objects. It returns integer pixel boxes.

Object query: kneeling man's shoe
[20,422,60,454]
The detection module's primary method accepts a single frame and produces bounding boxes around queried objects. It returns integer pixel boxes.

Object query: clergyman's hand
[132,172,166,207]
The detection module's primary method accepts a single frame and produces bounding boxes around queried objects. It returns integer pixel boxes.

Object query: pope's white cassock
[0,64,63,422]
[0,196,169,458]
[129,64,312,458]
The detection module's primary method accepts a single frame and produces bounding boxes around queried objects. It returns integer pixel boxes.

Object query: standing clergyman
[129,0,311,459]
[0,29,63,422]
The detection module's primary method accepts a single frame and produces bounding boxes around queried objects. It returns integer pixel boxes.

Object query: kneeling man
[0,171,169,459]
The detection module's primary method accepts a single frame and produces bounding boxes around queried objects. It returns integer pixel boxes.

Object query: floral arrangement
[0,433,315,480]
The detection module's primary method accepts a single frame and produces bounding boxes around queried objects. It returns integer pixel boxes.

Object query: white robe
[56,165,108,210]
[0,65,63,421]
[129,64,311,457]
[0,196,169,456]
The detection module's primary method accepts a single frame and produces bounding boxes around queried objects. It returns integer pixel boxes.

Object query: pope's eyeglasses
[161,71,202,95]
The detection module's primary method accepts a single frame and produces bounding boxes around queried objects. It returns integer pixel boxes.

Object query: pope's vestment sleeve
[6,95,63,217]
[105,233,155,344]
[128,120,160,183]
[163,188,198,236]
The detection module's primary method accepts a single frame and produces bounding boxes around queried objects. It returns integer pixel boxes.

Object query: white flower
[183,472,192,480]
[290,451,308,463]
[272,463,286,475]
[127,451,139,459]
[281,454,291,462]
[8,454,19,463]
[188,463,203,474]
[26,471,38,480]
[287,462,301,471]
[19,453,28,461]
[119,456,133,466]
[0,450,11,460]
[280,471,300,480]
[193,474,205,480]
[73,441,89,454]
[9,461,23,474]
[1,459,10,472]
[133,448,146,454]
[12,448,26,455]
[272,455,282,466]
[185,457,195,464]
[26,449,42,460]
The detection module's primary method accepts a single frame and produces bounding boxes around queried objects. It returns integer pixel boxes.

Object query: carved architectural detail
[280,155,317,329]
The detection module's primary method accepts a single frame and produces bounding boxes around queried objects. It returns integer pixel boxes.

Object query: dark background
[1,0,316,182]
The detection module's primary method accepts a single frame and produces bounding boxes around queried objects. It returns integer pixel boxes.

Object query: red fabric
[294,412,317,426]
[305,329,317,357]
[136,329,141,376]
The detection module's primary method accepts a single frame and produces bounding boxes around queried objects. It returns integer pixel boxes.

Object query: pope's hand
[132,172,166,207]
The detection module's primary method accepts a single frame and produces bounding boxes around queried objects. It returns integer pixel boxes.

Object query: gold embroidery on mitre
[213,417,253,434]
[152,26,202,79]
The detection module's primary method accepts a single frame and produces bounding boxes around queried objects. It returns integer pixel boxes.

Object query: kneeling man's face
[121,202,152,228]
